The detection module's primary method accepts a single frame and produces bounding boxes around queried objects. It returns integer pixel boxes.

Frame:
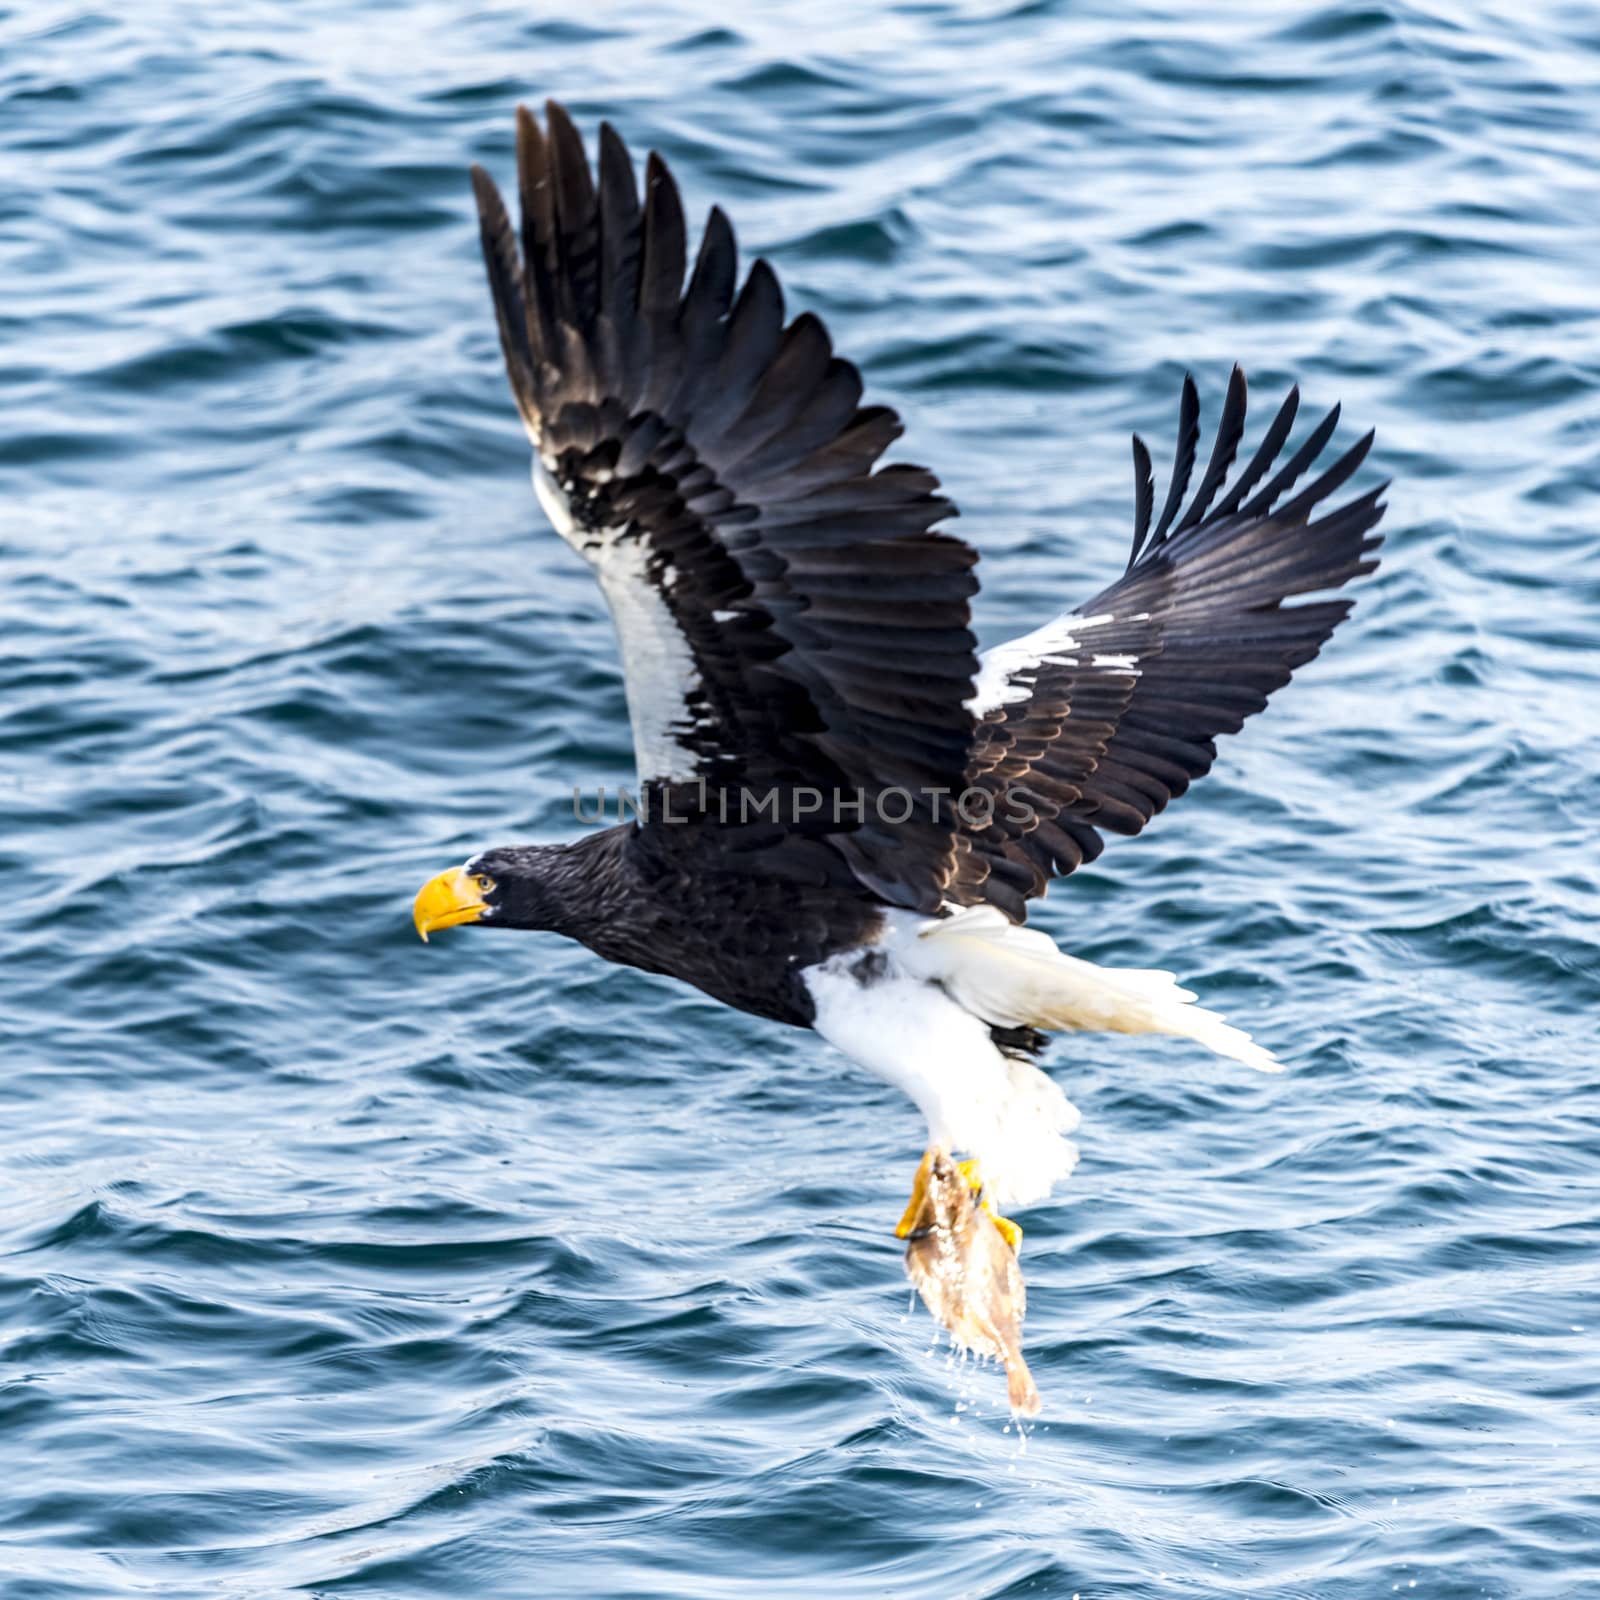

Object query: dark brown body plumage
[473,814,883,1026]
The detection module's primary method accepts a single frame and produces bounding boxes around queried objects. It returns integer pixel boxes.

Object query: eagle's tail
[903,906,1281,1075]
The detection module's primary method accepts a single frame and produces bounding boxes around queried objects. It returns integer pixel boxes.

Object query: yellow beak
[412,867,494,942]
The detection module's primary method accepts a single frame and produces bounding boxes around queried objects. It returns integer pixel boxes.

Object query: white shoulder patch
[967,610,1142,714]
[532,454,705,783]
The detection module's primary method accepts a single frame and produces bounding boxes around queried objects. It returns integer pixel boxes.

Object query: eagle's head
[411,846,570,938]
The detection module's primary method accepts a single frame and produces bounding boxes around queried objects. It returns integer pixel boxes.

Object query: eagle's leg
[893,1149,1023,1253]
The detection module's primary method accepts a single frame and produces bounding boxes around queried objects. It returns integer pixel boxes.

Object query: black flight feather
[957,368,1384,913]
[471,103,980,913]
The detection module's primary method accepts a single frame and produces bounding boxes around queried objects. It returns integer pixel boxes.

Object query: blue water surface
[4,3,1599,1596]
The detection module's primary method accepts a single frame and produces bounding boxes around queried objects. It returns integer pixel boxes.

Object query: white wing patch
[968,610,1147,714]
[533,455,704,783]
[532,454,582,549]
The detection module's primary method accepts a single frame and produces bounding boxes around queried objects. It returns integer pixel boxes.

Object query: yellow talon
[894,1149,935,1239]
[897,1150,1023,1253]
[958,1156,1023,1254]
[989,1212,1024,1252]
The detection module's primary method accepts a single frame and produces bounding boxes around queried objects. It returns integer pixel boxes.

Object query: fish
[902,1151,1042,1416]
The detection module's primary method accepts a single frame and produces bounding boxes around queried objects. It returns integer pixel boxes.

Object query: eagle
[413,102,1384,1253]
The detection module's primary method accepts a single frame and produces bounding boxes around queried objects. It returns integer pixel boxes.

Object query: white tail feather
[902,907,1282,1075]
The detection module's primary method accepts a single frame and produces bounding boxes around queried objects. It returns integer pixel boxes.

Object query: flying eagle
[413,102,1384,1254]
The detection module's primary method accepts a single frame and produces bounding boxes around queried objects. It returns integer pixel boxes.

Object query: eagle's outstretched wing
[471,102,980,911]
[956,367,1385,919]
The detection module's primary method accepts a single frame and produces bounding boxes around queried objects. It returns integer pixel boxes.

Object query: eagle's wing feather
[958,367,1385,918]
[472,103,980,911]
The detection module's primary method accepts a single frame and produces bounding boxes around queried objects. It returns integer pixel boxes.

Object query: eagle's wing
[471,103,979,911]
[956,368,1385,918]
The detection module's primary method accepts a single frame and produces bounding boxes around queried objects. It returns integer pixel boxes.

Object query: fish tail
[1005,1347,1042,1417]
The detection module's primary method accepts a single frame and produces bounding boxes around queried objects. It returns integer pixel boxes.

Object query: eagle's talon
[894,1149,936,1239]
[955,1155,1023,1254]
[989,1212,1024,1253]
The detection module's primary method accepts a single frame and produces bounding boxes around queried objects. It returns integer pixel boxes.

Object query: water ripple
[4,1,1600,1596]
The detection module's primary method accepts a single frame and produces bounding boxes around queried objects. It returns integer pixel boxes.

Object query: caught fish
[902,1152,1042,1416]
